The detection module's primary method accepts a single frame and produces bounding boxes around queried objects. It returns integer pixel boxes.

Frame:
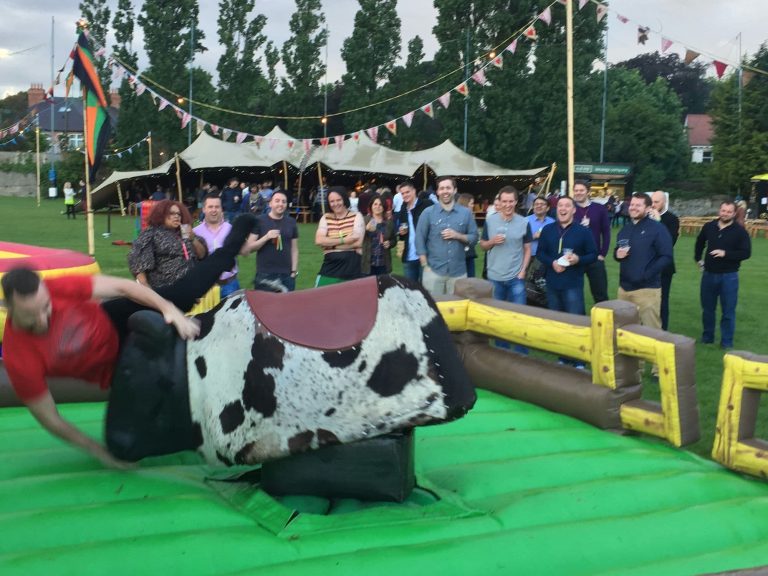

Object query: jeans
[402,260,422,283]
[546,285,585,315]
[254,272,296,292]
[491,277,527,353]
[701,271,739,347]
[584,259,608,303]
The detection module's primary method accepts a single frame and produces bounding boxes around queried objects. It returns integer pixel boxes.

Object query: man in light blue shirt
[526,196,554,256]
[416,176,478,296]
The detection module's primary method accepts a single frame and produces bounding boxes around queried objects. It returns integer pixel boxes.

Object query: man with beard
[251,189,300,291]
[397,180,433,283]
[573,181,611,304]
[193,193,241,297]
[694,200,751,349]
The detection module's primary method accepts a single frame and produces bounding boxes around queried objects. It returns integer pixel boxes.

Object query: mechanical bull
[106,275,476,465]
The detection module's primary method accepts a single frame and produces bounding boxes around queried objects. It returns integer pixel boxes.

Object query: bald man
[648,191,679,330]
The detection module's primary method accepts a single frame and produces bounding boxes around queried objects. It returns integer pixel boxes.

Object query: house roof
[28,97,118,133]
[685,114,713,147]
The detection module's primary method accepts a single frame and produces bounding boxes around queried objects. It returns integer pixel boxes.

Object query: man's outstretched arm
[26,391,134,470]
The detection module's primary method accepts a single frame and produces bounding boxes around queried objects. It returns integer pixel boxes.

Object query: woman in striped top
[314,186,365,286]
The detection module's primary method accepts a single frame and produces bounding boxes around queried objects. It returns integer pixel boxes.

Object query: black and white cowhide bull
[106,275,476,465]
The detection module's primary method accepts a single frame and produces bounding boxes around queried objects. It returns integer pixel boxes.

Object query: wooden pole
[82,89,96,256]
[282,160,289,191]
[117,181,126,216]
[148,131,153,169]
[35,115,41,208]
[422,165,427,191]
[566,0,575,195]
[174,153,183,202]
[316,162,325,214]
[544,162,557,196]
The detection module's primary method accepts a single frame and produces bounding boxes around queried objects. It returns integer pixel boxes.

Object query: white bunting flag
[438,92,451,109]
[472,69,487,85]
[539,7,552,25]
[402,111,415,127]
[181,112,191,129]
[236,132,247,144]
[596,3,608,22]
[366,126,378,142]
[221,128,231,141]
[335,135,344,149]
[506,39,518,54]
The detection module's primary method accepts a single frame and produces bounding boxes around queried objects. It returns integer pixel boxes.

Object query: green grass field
[1,195,766,459]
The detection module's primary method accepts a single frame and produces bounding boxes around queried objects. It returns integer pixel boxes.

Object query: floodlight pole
[463,28,470,152]
[566,0,575,194]
[188,18,194,146]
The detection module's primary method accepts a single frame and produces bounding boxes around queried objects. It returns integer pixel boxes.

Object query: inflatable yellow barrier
[712,351,768,477]
[437,278,699,447]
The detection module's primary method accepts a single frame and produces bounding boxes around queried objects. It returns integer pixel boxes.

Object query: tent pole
[423,165,427,191]
[316,162,325,214]
[148,131,153,169]
[175,153,183,202]
[117,181,126,216]
[83,88,95,257]
[282,160,289,191]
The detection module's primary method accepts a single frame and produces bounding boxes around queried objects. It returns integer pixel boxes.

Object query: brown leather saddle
[245,276,379,350]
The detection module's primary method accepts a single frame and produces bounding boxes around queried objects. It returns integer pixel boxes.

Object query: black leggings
[100,220,248,339]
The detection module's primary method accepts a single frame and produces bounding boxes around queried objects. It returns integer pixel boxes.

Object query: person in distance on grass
[0,214,259,469]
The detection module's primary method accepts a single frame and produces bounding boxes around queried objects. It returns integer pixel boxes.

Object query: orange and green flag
[72,31,111,181]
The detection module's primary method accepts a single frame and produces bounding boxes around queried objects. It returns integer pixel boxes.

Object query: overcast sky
[0,0,764,102]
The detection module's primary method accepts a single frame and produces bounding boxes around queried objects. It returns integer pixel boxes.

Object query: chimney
[28,83,45,108]
[110,88,121,110]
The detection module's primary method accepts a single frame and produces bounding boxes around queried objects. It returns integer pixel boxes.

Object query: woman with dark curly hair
[128,200,208,289]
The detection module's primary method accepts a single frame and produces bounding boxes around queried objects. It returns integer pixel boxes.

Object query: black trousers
[584,259,609,304]
[660,268,674,331]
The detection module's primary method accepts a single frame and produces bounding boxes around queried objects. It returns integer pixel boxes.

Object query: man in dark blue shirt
[694,200,751,349]
[614,192,673,332]
[221,178,242,222]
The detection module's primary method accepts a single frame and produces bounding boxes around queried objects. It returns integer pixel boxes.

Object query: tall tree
[136,0,213,161]
[340,0,401,133]
[78,0,112,92]
[215,0,272,135]
[281,0,327,137]
[709,45,768,195]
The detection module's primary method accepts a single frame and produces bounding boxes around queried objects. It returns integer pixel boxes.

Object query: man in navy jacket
[614,192,673,331]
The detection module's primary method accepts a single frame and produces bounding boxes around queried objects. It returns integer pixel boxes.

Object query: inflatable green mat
[3,389,768,575]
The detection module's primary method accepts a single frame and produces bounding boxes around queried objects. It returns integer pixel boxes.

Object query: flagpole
[174,153,183,202]
[35,115,41,207]
[566,0,575,195]
[83,87,95,257]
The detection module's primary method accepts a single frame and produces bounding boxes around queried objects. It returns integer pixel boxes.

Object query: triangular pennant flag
[557,0,566,4]
[236,132,247,144]
[181,112,191,129]
[402,111,415,127]
[539,7,551,25]
[353,132,360,141]
[303,139,312,152]
[196,119,205,134]
[579,0,588,9]
[638,26,650,45]
[135,83,146,96]
[65,71,74,98]
[269,138,277,149]
[616,14,629,24]
[287,139,295,148]
[366,126,378,142]
[385,120,397,135]
[210,124,219,135]
[10,123,19,134]
[491,55,503,68]
[158,98,169,111]
[684,49,699,65]
[506,39,518,54]
[112,66,123,82]
[713,60,727,79]
[455,82,469,97]
[421,103,434,118]
[254,135,264,146]
[742,70,755,87]
[128,74,136,85]
[95,46,106,58]
[335,135,344,149]
[320,137,329,147]
[524,25,538,41]
[661,37,673,53]
[596,3,607,22]
[472,69,487,85]
[117,152,122,158]
[221,128,231,141]
[438,92,451,109]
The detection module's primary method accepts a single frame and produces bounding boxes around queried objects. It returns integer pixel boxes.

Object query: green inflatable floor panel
[1,389,767,576]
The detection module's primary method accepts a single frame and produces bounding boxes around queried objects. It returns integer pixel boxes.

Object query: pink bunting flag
[491,55,503,68]
[335,135,344,149]
[421,103,434,118]
[438,92,451,109]
[506,39,518,54]
[269,138,278,149]
[596,3,607,22]
[95,46,106,58]
[287,140,295,148]
[353,132,360,141]
[10,123,19,134]
[661,37,673,53]
[455,82,469,97]
[579,0,588,9]
[181,112,191,129]
[472,69,487,85]
[616,14,629,24]
[402,111,415,127]
[524,25,538,41]
[236,132,247,144]
[303,139,312,152]
[366,127,379,142]
[320,137,330,147]
[713,60,727,79]
[254,135,264,146]
[158,98,169,111]
[221,129,231,141]
[210,124,219,135]
[135,83,146,96]
[539,7,552,25]
[385,120,397,135]
[174,107,183,119]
